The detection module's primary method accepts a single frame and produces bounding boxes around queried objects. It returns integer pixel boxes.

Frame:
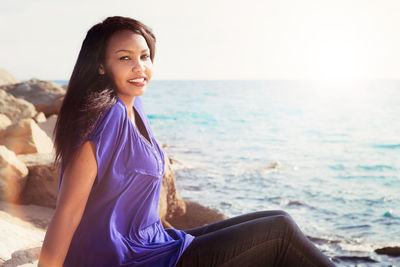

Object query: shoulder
[99,98,127,126]
[87,98,127,142]
[106,98,127,119]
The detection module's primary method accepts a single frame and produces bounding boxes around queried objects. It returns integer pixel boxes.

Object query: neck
[118,95,135,119]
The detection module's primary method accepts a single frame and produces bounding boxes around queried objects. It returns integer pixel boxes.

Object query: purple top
[59,96,194,266]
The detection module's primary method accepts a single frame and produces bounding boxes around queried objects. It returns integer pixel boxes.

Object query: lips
[128,76,147,86]
[128,78,145,82]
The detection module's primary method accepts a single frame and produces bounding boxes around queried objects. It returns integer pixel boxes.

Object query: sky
[0,0,400,81]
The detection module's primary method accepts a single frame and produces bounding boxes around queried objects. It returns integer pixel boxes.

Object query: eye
[119,56,130,60]
[141,54,150,60]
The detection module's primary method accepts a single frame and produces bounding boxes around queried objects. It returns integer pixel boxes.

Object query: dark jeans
[176,210,335,267]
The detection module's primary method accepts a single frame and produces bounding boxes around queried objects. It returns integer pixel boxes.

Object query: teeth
[128,78,145,83]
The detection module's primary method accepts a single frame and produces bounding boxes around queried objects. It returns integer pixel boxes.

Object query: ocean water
[57,80,400,265]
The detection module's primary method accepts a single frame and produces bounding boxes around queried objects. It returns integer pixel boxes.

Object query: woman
[38,16,335,266]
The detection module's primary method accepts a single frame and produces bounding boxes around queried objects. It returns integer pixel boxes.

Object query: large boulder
[159,154,187,228]
[32,112,46,123]
[17,153,58,208]
[38,114,57,141]
[0,69,19,86]
[0,146,29,203]
[0,119,54,154]
[0,114,12,130]
[0,78,65,116]
[168,199,227,229]
[0,90,37,122]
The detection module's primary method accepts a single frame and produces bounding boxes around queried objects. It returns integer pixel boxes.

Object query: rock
[169,156,183,166]
[0,69,19,86]
[266,161,283,170]
[32,112,46,123]
[13,261,38,267]
[0,90,37,122]
[168,199,227,230]
[159,154,187,228]
[332,256,378,263]
[38,115,57,141]
[0,200,54,230]
[0,119,54,154]
[18,153,58,208]
[0,146,29,203]
[0,114,12,130]
[0,78,65,116]
[2,247,41,267]
[375,246,400,256]
[0,201,53,264]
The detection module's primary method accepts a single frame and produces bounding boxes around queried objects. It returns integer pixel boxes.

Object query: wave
[356,164,396,171]
[382,210,399,219]
[333,256,378,264]
[148,114,177,120]
[337,224,371,230]
[330,164,396,171]
[372,144,400,150]
[328,164,346,170]
[286,200,317,210]
[336,175,388,179]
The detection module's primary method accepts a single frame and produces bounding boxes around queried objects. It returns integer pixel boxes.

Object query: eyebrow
[114,49,149,54]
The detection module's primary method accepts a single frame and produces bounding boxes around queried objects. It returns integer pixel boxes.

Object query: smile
[128,78,146,83]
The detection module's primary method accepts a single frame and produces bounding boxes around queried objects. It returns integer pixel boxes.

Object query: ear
[98,64,105,75]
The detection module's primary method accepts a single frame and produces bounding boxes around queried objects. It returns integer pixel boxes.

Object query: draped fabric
[60,96,194,267]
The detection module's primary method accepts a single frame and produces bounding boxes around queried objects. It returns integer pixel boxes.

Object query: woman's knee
[273,210,290,217]
[268,212,299,235]
[257,209,291,218]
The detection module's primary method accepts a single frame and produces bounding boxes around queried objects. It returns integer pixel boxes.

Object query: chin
[136,88,146,96]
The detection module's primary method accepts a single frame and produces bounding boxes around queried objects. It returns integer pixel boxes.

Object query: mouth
[128,77,146,83]
[127,77,147,86]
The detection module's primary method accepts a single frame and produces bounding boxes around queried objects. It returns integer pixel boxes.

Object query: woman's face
[103,30,153,99]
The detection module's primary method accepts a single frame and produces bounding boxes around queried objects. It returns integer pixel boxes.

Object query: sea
[55,79,400,266]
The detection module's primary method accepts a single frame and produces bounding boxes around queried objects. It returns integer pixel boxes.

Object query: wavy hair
[54,16,156,168]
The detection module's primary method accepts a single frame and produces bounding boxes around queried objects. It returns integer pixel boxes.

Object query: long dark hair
[54,16,156,168]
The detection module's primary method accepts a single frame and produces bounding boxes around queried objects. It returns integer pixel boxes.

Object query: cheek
[146,64,153,79]
[106,65,123,81]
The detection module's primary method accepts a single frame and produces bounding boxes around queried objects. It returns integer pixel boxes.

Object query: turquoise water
[57,80,400,264]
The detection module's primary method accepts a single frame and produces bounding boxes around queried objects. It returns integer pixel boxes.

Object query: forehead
[106,30,149,53]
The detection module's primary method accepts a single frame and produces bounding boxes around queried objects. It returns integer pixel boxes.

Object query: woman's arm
[38,141,98,267]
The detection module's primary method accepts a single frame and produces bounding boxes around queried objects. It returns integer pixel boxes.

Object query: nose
[131,58,145,73]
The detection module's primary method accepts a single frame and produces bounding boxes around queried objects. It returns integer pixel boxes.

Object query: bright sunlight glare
[312,39,363,81]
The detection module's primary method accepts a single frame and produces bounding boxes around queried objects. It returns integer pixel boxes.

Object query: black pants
[176,210,335,267]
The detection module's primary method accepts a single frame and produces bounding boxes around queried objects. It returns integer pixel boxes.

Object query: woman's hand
[38,141,98,267]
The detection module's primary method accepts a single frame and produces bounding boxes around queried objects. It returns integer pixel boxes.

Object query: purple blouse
[59,96,194,266]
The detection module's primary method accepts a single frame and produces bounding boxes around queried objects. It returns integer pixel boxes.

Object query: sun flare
[311,39,364,81]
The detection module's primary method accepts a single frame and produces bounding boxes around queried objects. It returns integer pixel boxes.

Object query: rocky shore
[0,69,225,266]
